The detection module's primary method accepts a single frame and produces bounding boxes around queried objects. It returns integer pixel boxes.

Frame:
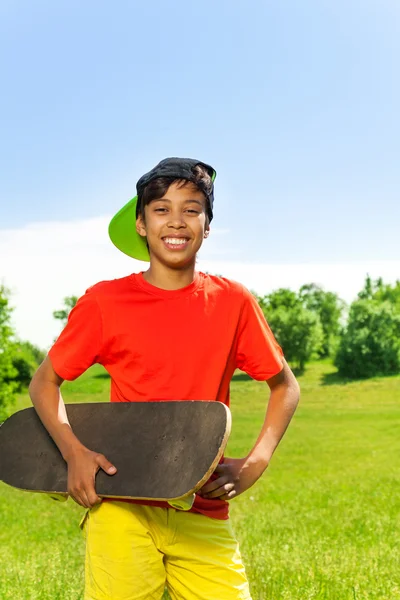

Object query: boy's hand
[66,447,117,508]
[198,457,266,501]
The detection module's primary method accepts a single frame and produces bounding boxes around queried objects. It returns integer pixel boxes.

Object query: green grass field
[1,361,399,599]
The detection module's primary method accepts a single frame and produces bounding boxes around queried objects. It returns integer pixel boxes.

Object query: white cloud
[1,217,399,349]
[0,216,143,349]
[197,258,400,305]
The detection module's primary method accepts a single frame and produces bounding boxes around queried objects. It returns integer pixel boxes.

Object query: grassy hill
[1,361,399,599]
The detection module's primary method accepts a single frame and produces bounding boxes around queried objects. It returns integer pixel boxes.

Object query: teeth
[164,238,187,245]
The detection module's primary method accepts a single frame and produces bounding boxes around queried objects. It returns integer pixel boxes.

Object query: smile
[162,237,190,247]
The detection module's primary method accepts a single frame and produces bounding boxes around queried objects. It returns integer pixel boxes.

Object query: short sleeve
[235,286,284,380]
[48,289,103,380]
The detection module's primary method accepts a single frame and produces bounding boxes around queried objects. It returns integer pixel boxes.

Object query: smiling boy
[29,157,300,600]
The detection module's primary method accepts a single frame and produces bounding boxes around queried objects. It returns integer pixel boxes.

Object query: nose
[167,211,187,229]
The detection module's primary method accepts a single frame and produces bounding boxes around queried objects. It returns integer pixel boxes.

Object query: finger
[69,490,89,508]
[69,483,96,509]
[227,489,237,499]
[203,482,235,499]
[214,464,228,474]
[85,471,102,507]
[199,475,228,495]
[97,454,117,475]
[220,489,237,501]
[79,487,97,509]
[85,483,101,507]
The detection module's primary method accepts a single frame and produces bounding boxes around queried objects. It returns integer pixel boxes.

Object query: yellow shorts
[81,501,252,600]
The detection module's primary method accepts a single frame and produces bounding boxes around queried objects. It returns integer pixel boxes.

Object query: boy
[29,157,300,600]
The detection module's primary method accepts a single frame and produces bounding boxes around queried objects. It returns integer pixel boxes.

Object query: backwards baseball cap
[108,157,217,261]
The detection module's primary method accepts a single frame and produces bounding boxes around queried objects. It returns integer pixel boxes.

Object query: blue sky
[1,0,400,346]
[1,0,399,261]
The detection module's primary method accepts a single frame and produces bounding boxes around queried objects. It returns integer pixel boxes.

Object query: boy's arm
[199,359,300,500]
[29,356,117,508]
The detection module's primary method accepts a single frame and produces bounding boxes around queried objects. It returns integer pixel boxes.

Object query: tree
[259,288,300,312]
[259,288,323,372]
[335,276,400,378]
[357,274,375,300]
[53,296,78,327]
[0,285,18,420]
[335,299,400,378]
[299,283,345,358]
[0,288,46,411]
[358,275,400,308]
[11,341,46,389]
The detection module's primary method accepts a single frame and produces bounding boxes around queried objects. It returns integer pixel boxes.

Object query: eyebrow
[150,198,203,206]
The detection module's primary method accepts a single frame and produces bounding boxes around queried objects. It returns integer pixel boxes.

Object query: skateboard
[0,401,231,510]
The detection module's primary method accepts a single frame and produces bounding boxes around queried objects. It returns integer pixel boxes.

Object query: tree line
[255,276,400,378]
[1,276,399,419]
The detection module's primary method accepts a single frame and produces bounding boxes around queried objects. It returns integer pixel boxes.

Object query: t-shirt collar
[132,271,203,298]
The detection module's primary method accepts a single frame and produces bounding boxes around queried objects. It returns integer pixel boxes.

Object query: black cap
[136,157,216,221]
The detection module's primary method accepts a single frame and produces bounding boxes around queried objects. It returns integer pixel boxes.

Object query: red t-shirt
[49,272,284,519]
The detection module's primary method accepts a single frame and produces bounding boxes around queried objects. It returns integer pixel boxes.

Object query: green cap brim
[108,196,150,261]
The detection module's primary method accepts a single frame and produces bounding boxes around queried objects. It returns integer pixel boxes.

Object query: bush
[11,341,45,389]
[300,284,345,358]
[257,286,343,372]
[335,300,400,378]
[0,287,46,419]
[0,286,18,421]
[260,292,324,372]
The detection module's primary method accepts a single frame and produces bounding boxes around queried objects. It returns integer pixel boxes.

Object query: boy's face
[136,181,210,269]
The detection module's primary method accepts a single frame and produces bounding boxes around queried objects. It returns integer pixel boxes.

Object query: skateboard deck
[0,401,231,509]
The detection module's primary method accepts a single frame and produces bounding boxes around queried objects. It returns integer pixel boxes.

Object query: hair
[136,164,213,225]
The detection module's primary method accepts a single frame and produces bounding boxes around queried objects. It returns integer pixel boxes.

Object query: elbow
[284,360,300,401]
[284,369,301,407]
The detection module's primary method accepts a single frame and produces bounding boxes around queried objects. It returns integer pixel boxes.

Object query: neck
[143,259,197,291]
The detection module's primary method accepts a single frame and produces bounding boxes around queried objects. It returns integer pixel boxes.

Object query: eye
[154,207,168,213]
[186,209,200,214]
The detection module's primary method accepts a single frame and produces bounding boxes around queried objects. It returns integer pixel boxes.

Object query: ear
[204,227,210,239]
[136,216,147,238]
